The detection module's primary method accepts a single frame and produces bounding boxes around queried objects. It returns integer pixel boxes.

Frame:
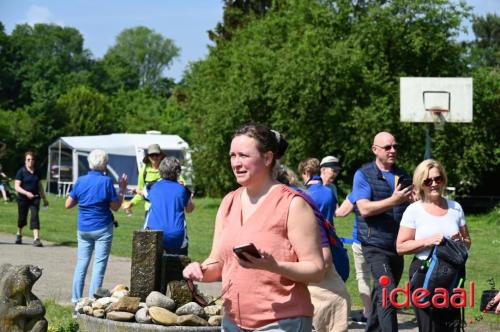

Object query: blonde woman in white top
[397,159,471,332]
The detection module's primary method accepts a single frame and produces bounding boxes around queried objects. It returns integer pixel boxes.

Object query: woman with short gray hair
[65,149,128,308]
[145,156,194,255]
[87,149,108,171]
[159,157,181,180]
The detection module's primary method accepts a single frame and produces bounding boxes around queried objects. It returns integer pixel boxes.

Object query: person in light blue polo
[65,149,128,304]
[144,156,194,255]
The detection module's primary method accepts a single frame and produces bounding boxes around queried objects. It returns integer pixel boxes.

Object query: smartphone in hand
[233,243,261,262]
[398,177,413,190]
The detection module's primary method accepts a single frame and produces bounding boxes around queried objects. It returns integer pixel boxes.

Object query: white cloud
[24,5,64,27]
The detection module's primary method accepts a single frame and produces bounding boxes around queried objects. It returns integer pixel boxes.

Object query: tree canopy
[183,0,498,196]
[0,1,498,200]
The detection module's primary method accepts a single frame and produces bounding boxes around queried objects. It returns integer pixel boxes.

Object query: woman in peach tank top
[183,124,325,331]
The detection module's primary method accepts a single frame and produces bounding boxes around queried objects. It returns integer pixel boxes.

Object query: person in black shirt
[14,151,49,247]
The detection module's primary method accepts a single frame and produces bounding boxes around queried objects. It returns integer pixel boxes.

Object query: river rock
[75,297,93,313]
[204,304,223,316]
[149,306,179,326]
[83,305,93,315]
[175,302,205,317]
[106,311,135,321]
[96,296,114,306]
[177,314,209,326]
[166,280,193,307]
[111,284,129,294]
[94,287,111,298]
[135,307,152,324]
[146,291,176,311]
[208,315,223,326]
[93,309,105,318]
[109,296,140,313]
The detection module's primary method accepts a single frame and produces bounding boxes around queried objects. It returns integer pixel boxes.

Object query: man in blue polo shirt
[351,132,412,332]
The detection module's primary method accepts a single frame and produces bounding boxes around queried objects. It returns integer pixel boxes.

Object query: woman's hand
[450,232,463,242]
[123,202,133,214]
[235,250,279,272]
[118,173,128,192]
[426,233,444,247]
[183,262,205,281]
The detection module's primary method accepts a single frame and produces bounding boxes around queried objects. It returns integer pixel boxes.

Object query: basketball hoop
[427,106,448,130]
[400,77,473,160]
[423,91,450,130]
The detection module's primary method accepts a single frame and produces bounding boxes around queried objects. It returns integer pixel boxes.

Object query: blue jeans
[222,316,312,332]
[72,223,113,303]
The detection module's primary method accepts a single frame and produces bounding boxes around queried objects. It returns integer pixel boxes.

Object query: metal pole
[424,123,432,160]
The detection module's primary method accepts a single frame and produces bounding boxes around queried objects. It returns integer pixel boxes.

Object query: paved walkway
[0,232,222,305]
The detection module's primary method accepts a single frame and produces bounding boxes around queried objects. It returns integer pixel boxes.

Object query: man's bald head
[372,131,398,170]
[373,132,395,146]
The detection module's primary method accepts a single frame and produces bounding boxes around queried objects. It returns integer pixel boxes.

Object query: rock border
[77,313,221,332]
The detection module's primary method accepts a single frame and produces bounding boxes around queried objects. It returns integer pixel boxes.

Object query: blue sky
[0,1,498,82]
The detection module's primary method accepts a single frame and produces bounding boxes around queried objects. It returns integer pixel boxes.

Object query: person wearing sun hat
[320,155,342,205]
[123,144,165,216]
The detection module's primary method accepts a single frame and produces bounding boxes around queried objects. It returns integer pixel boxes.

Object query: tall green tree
[104,26,180,89]
[55,86,115,136]
[184,0,476,196]
[470,13,500,67]
[8,23,92,108]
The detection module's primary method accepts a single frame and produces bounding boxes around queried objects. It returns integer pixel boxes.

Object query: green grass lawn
[1,195,499,328]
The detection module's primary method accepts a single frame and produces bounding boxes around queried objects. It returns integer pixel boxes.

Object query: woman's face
[25,154,35,168]
[230,135,271,186]
[148,153,162,167]
[422,167,444,200]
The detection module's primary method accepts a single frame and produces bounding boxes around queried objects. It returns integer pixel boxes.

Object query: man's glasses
[148,153,160,158]
[374,144,398,151]
[186,278,231,307]
[423,176,443,186]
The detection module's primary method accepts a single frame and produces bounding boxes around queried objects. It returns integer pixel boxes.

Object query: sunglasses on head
[423,176,443,186]
[374,144,398,151]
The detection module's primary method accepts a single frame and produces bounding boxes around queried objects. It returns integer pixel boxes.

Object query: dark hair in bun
[233,123,288,168]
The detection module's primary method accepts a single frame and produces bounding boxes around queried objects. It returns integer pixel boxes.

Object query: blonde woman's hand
[450,232,464,242]
[426,233,444,247]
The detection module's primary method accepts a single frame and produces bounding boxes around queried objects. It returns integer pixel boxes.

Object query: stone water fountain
[76,231,221,332]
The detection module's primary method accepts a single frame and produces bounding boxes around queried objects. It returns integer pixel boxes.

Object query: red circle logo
[379,275,391,286]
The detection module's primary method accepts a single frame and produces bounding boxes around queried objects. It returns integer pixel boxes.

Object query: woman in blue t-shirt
[65,149,128,305]
[144,156,194,255]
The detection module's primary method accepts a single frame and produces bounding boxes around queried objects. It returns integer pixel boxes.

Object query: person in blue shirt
[298,158,337,226]
[65,149,128,304]
[351,132,412,332]
[319,155,342,208]
[144,156,194,255]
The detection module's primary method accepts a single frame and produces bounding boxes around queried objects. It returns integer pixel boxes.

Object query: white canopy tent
[46,133,192,196]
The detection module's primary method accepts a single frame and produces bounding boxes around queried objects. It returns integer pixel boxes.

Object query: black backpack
[410,237,468,330]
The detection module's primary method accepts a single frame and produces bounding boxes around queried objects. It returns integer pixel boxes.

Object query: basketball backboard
[400,77,473,123]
